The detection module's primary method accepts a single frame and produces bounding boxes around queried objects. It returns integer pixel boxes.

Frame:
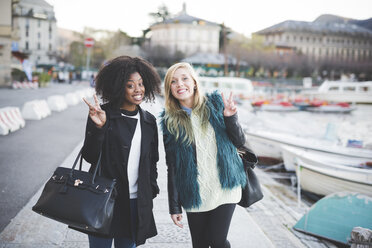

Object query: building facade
[255,15,372,63]
[0,0,12,86]
[12,0,57,67]
[150,4,220,57]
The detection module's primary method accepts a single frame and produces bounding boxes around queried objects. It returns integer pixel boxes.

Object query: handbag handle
[238,146,258,169]
[70,148,103,184]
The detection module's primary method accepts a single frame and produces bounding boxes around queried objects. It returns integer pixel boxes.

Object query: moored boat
[294,192,372,245]
[303,80,372,103]
[282,145,372,196]
[198,76,254,99]
[245,129,372,171]
[305,103,356,113]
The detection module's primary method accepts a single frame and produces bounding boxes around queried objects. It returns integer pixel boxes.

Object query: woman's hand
[221,92,237,116]
[171,214,183,228]
[83,94,106,128]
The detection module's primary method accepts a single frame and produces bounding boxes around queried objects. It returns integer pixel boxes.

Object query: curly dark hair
[95,56,161,108]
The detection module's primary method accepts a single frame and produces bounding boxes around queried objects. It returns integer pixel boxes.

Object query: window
[222,82,232,89]
[38,42,41,49]
[38,20,41,27]
[344,87,356,92]
[49,44,52,51]
[26,29,28,37]
[25,41,29,50]
[38,32,41,39]
[235,83,246,90]
[359,86,370,92]
[329,86,339,91]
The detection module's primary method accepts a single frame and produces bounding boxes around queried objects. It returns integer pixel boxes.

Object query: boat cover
[293,192,372,245]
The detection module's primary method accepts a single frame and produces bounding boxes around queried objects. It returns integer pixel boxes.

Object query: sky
[46,0,372,37]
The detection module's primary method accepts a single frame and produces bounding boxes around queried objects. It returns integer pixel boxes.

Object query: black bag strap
[238,145,258,169]
[70,148,103,184]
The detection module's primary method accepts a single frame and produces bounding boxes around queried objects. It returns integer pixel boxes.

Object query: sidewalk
[0,100,275,248]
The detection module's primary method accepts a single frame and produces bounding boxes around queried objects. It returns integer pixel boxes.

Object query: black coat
[81,104,159,245]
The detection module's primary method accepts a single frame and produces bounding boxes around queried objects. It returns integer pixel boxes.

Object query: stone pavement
[0,99,276,248]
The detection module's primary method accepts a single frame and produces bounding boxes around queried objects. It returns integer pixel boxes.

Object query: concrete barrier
[0,107,26,135]
[21,100,51,120]
[12,81,39,89]
[0,117,9,135]
[64,92,79,106]
[75,88,95,100]
[38,100,52,117]
[4,107,25,128]
[47,95,68,112]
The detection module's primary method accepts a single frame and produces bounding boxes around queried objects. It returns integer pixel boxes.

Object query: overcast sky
[46,0,372,37]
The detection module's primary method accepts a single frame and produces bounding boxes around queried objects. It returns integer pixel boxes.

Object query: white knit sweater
[186,113,241,212]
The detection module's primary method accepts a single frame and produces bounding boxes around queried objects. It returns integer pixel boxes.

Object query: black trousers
[186,204,236,248]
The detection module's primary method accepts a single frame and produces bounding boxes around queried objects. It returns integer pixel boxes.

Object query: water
[238,104,372,149]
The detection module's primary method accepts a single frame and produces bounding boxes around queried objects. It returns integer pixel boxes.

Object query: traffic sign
[84,38,94,48]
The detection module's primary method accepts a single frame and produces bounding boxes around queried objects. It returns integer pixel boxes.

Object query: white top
[122,111,141,199]
[186,113,241,212]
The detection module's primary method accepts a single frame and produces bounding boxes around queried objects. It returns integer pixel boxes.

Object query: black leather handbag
[32,148,117,235]
[238,146,264,208]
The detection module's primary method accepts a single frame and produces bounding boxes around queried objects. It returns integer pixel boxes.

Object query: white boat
[245,129,372,171]
[305,105,356,113]
[281,145,372,197]
[304,80,372,103]
[258,104,299,112]
[198,76,254,99]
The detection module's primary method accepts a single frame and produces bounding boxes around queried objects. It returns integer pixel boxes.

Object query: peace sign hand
[83,94,106,128]
[221,92,237,117]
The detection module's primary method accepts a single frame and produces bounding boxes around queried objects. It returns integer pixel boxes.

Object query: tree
[101,30,131,59]
[149,4,171,24]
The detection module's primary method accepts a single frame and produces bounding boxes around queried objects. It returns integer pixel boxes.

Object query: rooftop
[255,14,372,38]
[152,3,219,27]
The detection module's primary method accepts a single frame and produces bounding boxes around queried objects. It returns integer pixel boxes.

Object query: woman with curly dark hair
[82,56,161,248]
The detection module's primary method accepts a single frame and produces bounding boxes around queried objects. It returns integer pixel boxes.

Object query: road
[0,82,90,232]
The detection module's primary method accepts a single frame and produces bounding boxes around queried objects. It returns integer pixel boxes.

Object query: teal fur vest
[160,92,247,209]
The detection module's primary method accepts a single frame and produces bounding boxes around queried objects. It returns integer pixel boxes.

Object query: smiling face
[170,68,196,108]
[121,72,145,111]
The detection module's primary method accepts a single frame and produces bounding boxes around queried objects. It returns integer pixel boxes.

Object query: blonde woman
[160,62,247,248]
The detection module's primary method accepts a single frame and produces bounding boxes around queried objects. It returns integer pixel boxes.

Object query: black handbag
[32,148,117,235]
[238,145,264,207]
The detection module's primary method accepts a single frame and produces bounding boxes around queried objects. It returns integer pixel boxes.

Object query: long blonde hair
[163,62,210,144]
